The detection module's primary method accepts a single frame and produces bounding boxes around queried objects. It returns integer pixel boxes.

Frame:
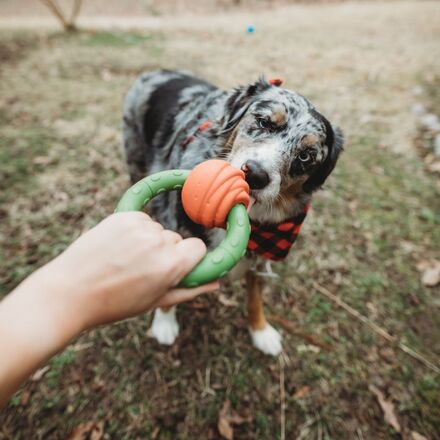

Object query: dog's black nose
[242,160,270,190]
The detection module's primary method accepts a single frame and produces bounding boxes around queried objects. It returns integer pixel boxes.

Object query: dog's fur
[123,70,343,355]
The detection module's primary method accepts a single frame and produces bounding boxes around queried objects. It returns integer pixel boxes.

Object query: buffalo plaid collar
[247,204,310,261]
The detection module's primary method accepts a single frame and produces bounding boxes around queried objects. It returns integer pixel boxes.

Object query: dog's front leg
[246,270,282,356]
[150,306,179,345]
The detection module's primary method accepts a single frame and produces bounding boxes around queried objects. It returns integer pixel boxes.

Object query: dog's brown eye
[298,151,311,162]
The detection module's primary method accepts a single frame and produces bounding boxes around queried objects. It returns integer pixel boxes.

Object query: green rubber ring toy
[115,169,251,288]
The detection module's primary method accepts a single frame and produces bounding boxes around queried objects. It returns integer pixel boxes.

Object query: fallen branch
[38,0,83,31]
[313,282,440,375]
[268,314,333,351]
[279,356,286,440]
[39,0,69,28]
[70,0,83,24]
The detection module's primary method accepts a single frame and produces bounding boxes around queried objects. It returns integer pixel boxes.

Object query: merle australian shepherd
[122,70,343,356]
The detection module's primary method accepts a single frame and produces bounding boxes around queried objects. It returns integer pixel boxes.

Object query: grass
[81,30,154,47]
[1,2,440,439]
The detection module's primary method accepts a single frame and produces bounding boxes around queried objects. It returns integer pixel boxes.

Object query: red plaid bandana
[247,204,310,261]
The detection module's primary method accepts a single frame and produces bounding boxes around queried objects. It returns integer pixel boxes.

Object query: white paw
[150,307,179,345]
[250,324,283,356]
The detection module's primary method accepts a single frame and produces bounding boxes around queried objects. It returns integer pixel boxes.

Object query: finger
[130,211,153,222]
[113,211,153,223]
[143,219,164,231]
[171,238,207,282]
[153,281,220,308]
[161,230,182,244]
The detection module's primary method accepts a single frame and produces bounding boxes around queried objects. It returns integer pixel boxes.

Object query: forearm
[0,213,214,407]
[0,263,81,407]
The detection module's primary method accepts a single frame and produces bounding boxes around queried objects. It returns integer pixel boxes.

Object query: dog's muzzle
[241,160,270,190]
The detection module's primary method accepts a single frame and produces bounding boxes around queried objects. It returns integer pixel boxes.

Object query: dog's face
[220,79,343,218]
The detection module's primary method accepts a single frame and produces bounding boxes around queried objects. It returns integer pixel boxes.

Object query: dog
[122,70,343,355]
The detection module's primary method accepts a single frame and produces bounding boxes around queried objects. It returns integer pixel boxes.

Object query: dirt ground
[0,0,339,18]
[0,1,439,439]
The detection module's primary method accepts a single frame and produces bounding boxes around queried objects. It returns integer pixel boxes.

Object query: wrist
[4,260,86,359]
[0,265,84,405]
[28,259,87,345]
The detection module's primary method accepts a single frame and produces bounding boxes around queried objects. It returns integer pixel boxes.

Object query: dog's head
[219,78,343,221]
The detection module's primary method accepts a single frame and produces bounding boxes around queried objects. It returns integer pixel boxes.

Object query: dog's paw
[250,324,283,356]
[150,307,179,345]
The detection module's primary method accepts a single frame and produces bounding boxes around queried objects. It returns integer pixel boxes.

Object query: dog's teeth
[247,196,256,213]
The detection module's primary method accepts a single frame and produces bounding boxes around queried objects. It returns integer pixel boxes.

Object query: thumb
[171,237,207,283]
[153,281,220,308]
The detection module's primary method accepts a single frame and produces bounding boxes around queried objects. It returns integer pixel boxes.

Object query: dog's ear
[219,77,270,134]
[303,111,344,193]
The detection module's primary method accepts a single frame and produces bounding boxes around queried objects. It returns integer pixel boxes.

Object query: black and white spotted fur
[123,69,343,354]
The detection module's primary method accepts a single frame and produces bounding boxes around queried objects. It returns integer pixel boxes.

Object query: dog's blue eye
[298,151,311,162]
[257,118,271,130]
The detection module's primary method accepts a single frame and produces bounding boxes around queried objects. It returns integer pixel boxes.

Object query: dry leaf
[33,156,53,165]
[217,400,251,440]
[90,423,104,440]
[416,260,431,272]
[366,302,378,319]
[151,426,161,439]
[401,241,418,254]
[31,365,50,381]
[20,390,31,406]
[348,200,358,212]
[217,293,239,307]
[427,161,440,173]
[408,292,421,305]
[293,385,311,399]
[369,385,401,433]
[424,154,435,165]
[379,347,397,364]
[297,344,321,354]
[411,431,429,440]
[218,400,234,440]
[298,333,333,351]
[65,421,104,440]
[421,261,440,287]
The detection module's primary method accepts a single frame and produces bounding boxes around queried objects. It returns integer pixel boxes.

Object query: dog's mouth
[249,187,279,205]
[248,189,279,209]
[247,194,257,212]
[249,190,263,203]
[230,157,279,208]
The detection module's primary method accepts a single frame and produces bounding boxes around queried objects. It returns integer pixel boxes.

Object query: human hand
[40,212,219,334]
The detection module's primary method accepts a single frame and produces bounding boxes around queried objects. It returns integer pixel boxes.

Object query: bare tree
[38,0,83,32]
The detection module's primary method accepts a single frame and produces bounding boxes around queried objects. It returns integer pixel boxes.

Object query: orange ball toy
[181,160,250,228]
